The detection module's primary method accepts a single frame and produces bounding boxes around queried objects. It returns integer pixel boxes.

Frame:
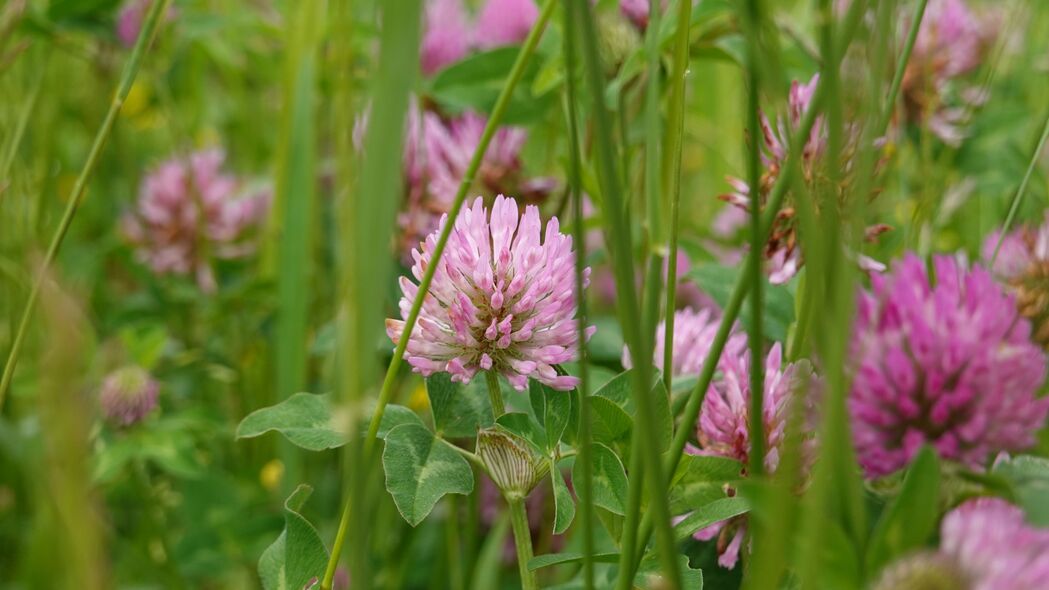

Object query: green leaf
[551,459,576,534]
[236,393,344,451]
[576,442,629,515]
[589,396,633,444]
[867,447,941,573]
[668,454,744,514]
[377,405,426,440]
[993,454,1049,526]
[258,485,329,590]
[672,497,751,541]
[587,316,625,363]
[635,553,703,589]
[593,369,635,409]
[428,47,555,125]
[496,412,548,452]
[382,423,474,526]
[687,264,795,342]
[427,373,495,438]
[530,379,571,449]
[528,552,620,571]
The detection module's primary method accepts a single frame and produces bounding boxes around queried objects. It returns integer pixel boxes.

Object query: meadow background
[2,0,1049,588]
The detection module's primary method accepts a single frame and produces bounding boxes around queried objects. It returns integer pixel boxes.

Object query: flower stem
[484,370,506,417]
[992,108,1049,263]
[508,497,538,590]
[0,0,171,412]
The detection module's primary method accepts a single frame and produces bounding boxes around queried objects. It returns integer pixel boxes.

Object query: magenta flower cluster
[692,343,811,568]
[122,149,270,292]
[387,195,593,391]
[421,0,538,76]
[622,307,745,378]
[849,254,1049,478]
[982,213,1049,348]
[938,497,1049,589]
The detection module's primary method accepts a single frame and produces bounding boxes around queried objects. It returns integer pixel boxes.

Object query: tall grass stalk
[273,0,323,493]
[0,0,171,411]
[561,4,594,583]
[567,0,681,586]
[661,0,694,395]
[324,2,555,586]
[325,0,422,587]
[991,109,1049,263]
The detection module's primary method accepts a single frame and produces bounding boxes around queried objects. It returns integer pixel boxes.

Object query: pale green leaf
[382,423,474,526]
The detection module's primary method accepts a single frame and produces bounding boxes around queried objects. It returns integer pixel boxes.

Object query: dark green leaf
[551,459,576,534]
[993,454,1049,526]
[635,553,704,589]
[529,379,571,449]
[687,264,795,342]
[429,47,555,125]
[382,424,474,526]
[673,497,751,541]
[427,373,495,438]
[866,447,941,573]
[575,442,629,515]
[496,412,548,452]
[589,396,633,444]
[528,552,620,571]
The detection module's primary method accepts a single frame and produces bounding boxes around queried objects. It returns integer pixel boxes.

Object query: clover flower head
[982,214,1049,348]
[387,195,593,391]
[621,307,746,378]
[122,149,270,292]
[421,0,473,75]
[474,0,538,49]
[850,254,1048,478]
[100,366,159,427]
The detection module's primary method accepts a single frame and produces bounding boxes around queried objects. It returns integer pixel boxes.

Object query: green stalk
[0,0,171,411]
[740,0,767,481]
[661,0,695,394]
[508,498,539,590]
[485,370,507,416]
[569,0,680,586]
[446,496,464,590]
[991,108,1049,263]
[561,5,595,584]
[324,3,556,585]
[876,0,929,142]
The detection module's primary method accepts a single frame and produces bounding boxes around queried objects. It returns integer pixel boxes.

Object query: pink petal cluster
[397,107,541,258]
[420,0,538,75]
[692,343,811,568]
[939,497,1049,590]
[903,0,997,145]
[621,307,745,378]
[849,254,1048,478]
[100,366,159,427]
[386,195,593,391]
[618,0,651,30]
[122,149,270,292]
[982,213,1049,348]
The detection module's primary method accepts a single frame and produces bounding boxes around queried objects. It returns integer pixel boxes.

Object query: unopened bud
[477,428,549,499]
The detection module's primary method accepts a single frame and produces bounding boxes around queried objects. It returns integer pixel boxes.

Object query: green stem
[508,498,539,590]
[0,0,171,411]
[741,0,766,481]
[991,108,1049,263]
[661,0,694,395]
[561,4,595,583]
[322,4,556,585]
[484,370,506,416]
[446,496,464,590]
[876,0,929,138]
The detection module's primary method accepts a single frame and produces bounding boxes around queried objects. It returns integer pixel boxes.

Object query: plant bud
[477,428,549,499]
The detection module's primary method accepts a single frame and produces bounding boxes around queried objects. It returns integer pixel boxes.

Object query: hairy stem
[508,498,538,590]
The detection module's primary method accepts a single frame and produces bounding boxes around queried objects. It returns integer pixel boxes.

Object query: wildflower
[691,344,812,568]
[386,195,593,391]
[122,149,270,292]
[982,215,1049,348]
[421,0,472,76]
[116,0,174,48]
[622,307,746,378]
[939,497,1049,590]
[871,552,968,590]
[719,74,887,284]
[902,0,997,145]
[849,254,1048,478]
[99,366,159,426]
[619,0,651,30]
[474,0,538,49]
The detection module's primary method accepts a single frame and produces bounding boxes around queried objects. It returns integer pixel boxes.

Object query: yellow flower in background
[407,381,429,413]
[259,459,284,492]
[122,81,150,119]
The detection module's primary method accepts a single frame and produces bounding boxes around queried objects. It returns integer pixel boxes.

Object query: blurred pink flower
[903,0,997,145]
[691,343,812,568]
[474,0,538,49]
[122,149,270,292]
[849,254,1048,478]
[622,307,745,378]
[939,497,1049,590]
[619,0,650,30]
[982,213,1049,348]
[100,366,159,427]
[421,0,473,75]
[116,0,174,48]
[386,195,594,391]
